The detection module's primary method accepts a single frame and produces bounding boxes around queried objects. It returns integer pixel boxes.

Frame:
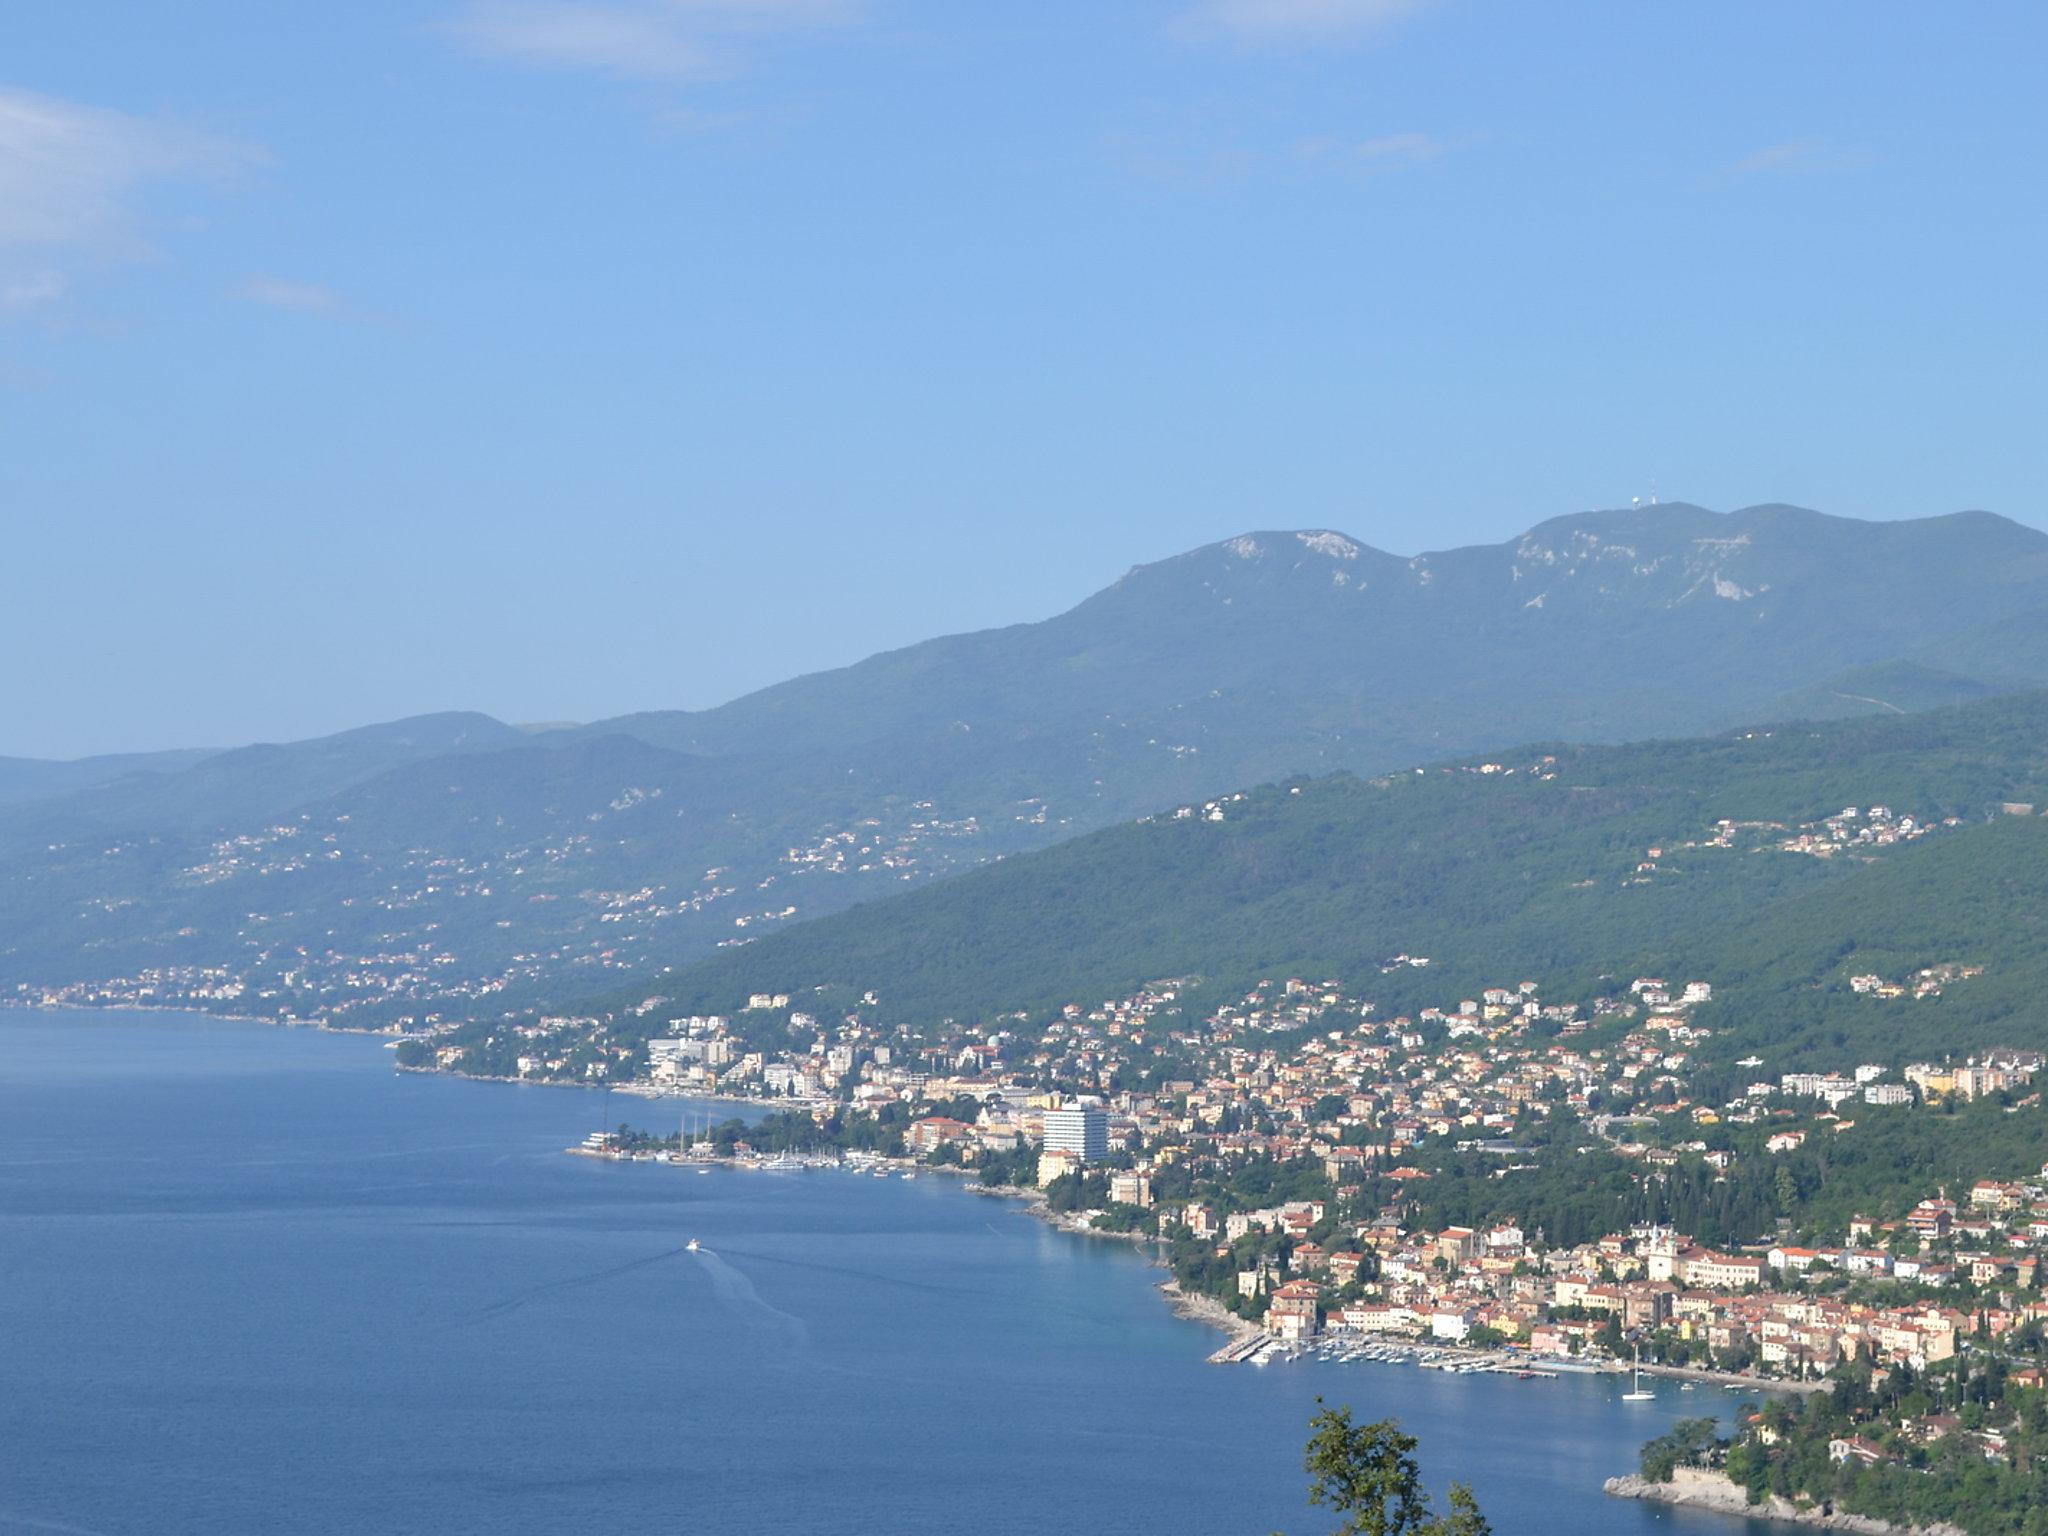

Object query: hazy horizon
[8,3,2046,757]
[14,497,2037,761]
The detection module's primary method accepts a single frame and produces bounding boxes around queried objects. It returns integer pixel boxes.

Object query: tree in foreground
[1284,1401,1492,1536]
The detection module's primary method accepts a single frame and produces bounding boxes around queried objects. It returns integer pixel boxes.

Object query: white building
[1042,1105,1109,1163]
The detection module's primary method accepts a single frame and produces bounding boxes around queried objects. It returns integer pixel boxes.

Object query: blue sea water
[0,1011,1778,1535]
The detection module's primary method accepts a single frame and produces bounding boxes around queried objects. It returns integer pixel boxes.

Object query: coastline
[2,998,364,1033]
[10,1001,807,1122]
[1605,1469,1964,1536]
[412,1062,793,1112]
[45,1004,1824,1404]
[976,1180,1815,1392]
[1161,1277,1262,1343]
[965,1181,1259,1346]
[980,1183,1156,1241]
[1633,1360,1828,1396]
[912,1176,1833,1395]
[27,1004,1858,1524]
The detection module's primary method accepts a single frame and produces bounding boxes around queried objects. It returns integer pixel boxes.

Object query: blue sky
[4,2,2044,757]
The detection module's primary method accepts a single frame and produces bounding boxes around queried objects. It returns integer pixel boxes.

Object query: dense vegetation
[579,691,2048,1087]
[18,504,2048,1022]
[1642,1347,2048,1536]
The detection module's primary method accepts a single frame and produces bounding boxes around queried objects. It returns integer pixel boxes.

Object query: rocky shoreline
[1605,1469,1964,1535]
[1160,1278,1262,1343]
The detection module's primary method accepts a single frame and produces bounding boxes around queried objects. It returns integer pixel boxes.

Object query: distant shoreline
[4,1001,795,1111]
[405,1062,792,1112]
[2,998,389,1038]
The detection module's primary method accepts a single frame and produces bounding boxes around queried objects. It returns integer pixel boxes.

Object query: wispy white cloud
[1125,127,1449,190]
[444,0,857,84]
[1353,130,1441,166]
[237,274,343,313]
[2,269,66,313]
[1115,137,1260,191]
[1728,140,1852,177]
[0,86,256,313]
[1297,130,1444,171]
[1176,0,1432,48]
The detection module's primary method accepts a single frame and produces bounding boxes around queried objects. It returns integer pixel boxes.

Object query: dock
[1208,1335,1272,1365]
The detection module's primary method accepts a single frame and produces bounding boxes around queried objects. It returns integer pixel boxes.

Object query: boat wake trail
[456,1244,693,1323]
[707,1244,1095,1326]
[708,1244,968,1301]
[690,1248,808,1343]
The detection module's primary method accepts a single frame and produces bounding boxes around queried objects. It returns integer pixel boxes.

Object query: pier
[1207,1335,1271,1365]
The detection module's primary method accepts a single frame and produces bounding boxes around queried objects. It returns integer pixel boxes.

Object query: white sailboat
[1622,1344,1654,1400]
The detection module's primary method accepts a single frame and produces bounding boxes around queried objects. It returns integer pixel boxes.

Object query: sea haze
[14,505,2048,1038]
[0,1011,1774,1536]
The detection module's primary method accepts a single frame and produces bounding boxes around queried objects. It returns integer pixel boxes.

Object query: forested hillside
[15,504,2048,1028]
[572,693,2048,1078]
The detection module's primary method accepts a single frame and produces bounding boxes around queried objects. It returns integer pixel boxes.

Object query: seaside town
[10,794,1030,1030]
[12,786,1962,1038]
[530,949,2048,1404]
[24,10,2048,1533]
[26,791,2048,1527]
[538,937,2048,1526]
[28,782,2042,1408]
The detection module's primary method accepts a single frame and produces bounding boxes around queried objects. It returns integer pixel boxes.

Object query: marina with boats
[1202,1333,1775,1403]
[1209,1334,1571,1375]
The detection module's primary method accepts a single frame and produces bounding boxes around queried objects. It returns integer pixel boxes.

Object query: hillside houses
[485,937,2048,1385]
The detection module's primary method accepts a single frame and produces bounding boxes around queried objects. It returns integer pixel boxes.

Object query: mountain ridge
[10,502,2048,1027]
[546,689,2048,1084]
[564,503,2048,765]
[13,504,2042,775]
